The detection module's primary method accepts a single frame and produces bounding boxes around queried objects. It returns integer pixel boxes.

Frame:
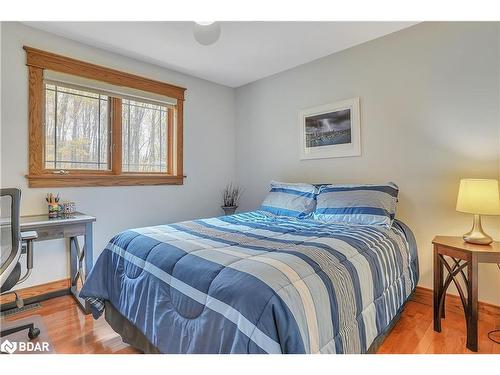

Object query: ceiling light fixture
[193,22,221,46]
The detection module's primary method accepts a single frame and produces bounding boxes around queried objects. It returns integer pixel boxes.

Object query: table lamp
[456,178,500,245]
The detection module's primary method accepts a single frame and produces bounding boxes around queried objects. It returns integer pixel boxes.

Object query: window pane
[44,84,110,170]
[122,99,168,173]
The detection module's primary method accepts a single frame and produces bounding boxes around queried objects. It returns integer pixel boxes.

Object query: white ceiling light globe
[195,21,215,26]
[193,22,221,46]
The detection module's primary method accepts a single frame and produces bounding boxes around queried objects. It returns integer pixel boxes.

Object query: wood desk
[432,235,500,352]
[20,212,96,314]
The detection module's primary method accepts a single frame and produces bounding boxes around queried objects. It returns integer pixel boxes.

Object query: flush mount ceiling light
[193,22,221,46]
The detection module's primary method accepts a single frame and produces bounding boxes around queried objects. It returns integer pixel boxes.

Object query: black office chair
[0,188,40,341]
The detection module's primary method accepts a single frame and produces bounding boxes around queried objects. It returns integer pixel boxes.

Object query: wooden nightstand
[432,236,500,352]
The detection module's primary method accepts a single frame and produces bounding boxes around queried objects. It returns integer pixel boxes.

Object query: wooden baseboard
[411,286,500,319]
[0,278,70,305]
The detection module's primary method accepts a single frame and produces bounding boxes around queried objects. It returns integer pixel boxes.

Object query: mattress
[80,211,418,354]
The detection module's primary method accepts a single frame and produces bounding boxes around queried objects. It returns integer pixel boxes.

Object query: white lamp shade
[456,179,500,215]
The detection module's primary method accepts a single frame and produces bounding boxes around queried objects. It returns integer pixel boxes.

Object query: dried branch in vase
[222,183,242,207]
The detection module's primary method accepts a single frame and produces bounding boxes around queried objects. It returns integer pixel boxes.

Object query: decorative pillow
[260,181,317,219]
[314,182,399,226]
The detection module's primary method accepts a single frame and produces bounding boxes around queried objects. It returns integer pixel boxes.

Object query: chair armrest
[21,231,38,241]
[20,231,37,272]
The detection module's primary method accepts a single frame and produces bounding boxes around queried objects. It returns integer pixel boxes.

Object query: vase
[221,205,237,216]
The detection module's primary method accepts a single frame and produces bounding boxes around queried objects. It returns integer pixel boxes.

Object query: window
[25,46,185,187]
[122,99,168,173]
[44,83,110,171]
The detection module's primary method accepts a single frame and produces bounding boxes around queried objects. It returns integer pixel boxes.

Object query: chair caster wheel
[28,327,40,340]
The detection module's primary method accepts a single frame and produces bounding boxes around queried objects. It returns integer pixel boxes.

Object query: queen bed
[80,199,418,354]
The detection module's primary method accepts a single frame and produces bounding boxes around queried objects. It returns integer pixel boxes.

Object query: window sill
[26,174,184,188]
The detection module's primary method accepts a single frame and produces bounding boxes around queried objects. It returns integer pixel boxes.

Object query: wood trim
[26,174,184,188]
[411,286,500,320]
[167,107,174,175]
[25,47,185,188]
[176,100,184,177]
[28,66,44,176]
[0,278,70,305]
[24,46,186,100]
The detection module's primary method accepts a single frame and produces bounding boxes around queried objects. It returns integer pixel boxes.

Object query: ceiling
[23,22,417,88]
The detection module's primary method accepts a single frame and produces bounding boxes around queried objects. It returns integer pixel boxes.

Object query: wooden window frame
[24,46,186,188]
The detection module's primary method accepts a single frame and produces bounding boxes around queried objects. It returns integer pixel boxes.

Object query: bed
[80,210,418,354]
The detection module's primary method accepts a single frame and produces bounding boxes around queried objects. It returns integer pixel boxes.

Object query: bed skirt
[104,296,411,354]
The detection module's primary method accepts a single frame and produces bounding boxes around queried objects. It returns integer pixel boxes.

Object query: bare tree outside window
[44,84,170,174]
[122,99,168,173]
[44,84,110,170]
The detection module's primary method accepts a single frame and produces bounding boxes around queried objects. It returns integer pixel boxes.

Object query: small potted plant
[221,183,242,216]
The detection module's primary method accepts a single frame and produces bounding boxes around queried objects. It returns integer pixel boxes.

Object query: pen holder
[48,203,60,218]
[60,201,76,214]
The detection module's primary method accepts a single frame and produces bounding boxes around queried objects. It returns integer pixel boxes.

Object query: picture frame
[299,97,361,160]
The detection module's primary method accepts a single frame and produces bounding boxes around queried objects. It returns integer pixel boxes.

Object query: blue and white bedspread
[80,211,418,354]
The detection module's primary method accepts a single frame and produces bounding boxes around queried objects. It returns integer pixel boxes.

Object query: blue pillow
[260,181,317,219]
[314,182,399,226]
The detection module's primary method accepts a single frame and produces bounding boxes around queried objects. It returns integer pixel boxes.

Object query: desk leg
[433,245,443,332]
[466,254,478,352]
[84,222,94,280]
[69,222,94,314]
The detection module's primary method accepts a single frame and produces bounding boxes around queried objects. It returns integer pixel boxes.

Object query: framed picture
[299,97,361,160]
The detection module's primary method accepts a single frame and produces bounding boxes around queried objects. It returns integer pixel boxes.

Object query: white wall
[235,22,500,305]
[1,22,236,288]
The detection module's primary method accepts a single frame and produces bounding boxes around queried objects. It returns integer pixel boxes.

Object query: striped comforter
[80,211,418,354]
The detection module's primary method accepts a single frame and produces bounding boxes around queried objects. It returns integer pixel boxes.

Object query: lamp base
[463,214,493,245]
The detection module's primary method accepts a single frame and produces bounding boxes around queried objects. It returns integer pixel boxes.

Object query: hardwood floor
[2,296,139,354]
[378,298,500,354]
[2,295,499,354]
